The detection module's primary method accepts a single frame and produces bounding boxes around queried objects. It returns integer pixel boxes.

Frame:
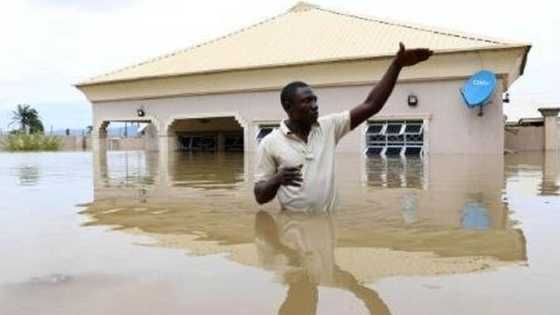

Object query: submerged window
[224,134,244,152]
[365,156,426,189]
[178,135,217,152]
[365,120,424,157]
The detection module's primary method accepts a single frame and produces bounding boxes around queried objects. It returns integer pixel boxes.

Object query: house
[76,2,530,156]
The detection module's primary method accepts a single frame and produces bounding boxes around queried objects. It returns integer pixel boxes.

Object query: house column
[538,107,560,151]
[92,125,108,200]
[91,123,108,153]
[157,129,177,189]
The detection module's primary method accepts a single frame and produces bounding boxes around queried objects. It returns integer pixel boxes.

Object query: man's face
[288,86,319,124]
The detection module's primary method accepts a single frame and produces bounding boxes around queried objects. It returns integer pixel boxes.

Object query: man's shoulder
[259,129,283,148]
[318,111,350,128]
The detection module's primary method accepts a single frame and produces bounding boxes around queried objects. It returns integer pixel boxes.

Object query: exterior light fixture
[137,107,145,117]
[407,94,418,107]
[503,92,510,103]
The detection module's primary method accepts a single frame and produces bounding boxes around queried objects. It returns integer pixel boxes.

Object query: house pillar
[538,107,560,151]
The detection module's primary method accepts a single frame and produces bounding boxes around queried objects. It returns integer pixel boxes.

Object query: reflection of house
[76,2,529,156]
[83,151,527,283]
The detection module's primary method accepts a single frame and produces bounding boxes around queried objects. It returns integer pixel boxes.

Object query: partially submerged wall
[505,119,560,152]
[505,127,545,152]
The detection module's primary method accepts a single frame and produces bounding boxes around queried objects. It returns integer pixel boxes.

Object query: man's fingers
[278,165,303,186]
[285,180,302,187]
[283,168,301,173]
[282,173,303,186]
[399,42,405,52]
[285,174,303,181]
[415,48,433,58]
[283,168,303,177]
[282,166,303,171]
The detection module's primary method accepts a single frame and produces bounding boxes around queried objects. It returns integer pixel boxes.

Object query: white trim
[93,116,161,136]
[367,113,432,122]
[253,120,282,125]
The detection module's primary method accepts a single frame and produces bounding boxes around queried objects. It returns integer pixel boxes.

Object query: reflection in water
[96,151,157,188]
[2,150,559,314]
[461,202,490,230]
[79,150,554,313]
[86,151,530,261]
[255,211,391,315]
[542,152,560,195]
[505,152,560,196]
[16,164,40,186]
[399,192,417,224]
[171,152,245,190]
[365,157,426,189]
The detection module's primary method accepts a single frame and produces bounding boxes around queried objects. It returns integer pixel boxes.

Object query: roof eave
[519,45,532,75]
[75,44,531,88]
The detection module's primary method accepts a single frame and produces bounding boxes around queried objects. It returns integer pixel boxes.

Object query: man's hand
[254,165,303,204]
[274,165,303,187]
[395,42,433,67]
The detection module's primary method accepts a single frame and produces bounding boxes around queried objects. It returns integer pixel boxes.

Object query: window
[256,124,279,143]
[178,135,217,151]
[365,120,424,157]
[224,134,244,152]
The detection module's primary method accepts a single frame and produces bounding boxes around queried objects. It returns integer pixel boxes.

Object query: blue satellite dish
[460,70,497,108]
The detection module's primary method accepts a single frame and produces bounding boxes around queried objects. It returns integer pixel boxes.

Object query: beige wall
[504,120,560,152]
[107,138,145,151]
[505,127,545,152]
[91,78,505,155]
[60,136,86,151]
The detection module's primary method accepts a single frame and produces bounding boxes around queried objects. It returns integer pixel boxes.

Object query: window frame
[364,119,426,158]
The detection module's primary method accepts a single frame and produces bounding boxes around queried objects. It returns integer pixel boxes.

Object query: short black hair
[280,81,309,110]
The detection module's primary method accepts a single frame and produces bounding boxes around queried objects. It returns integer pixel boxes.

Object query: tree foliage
[10,104,44,134]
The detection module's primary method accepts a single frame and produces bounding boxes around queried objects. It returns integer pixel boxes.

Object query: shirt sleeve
[254,138,277,183]
[328,111,351,144]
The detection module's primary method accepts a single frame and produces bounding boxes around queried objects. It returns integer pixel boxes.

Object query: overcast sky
[1,0,558,132]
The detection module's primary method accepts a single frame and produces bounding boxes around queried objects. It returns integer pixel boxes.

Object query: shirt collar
[280,119,321,137]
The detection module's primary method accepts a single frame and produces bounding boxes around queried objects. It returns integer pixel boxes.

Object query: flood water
[0,151,559,314]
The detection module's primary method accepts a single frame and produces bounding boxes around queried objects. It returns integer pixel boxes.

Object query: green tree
[10,104,44,134]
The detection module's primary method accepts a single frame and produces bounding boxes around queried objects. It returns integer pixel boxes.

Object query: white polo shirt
[254,111,351,212]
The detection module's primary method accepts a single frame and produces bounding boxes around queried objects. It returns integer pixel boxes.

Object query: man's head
[280,81,319,125]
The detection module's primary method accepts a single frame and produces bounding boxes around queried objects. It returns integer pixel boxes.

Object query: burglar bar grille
[365,120,424,157]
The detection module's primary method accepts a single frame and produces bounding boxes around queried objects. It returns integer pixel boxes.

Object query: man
[254,43,432,212]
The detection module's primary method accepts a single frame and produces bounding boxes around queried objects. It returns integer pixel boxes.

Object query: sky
[1,0,558,132]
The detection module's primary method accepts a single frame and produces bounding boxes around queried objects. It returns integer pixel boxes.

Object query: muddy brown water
[0,151,559,314]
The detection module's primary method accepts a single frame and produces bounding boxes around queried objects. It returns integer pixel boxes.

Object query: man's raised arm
[349,43,433,130]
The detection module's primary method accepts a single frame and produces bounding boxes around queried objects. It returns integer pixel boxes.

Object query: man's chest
[270,131,333,170]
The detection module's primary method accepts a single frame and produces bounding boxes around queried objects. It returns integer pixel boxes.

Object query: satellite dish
[460,70,497,116]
